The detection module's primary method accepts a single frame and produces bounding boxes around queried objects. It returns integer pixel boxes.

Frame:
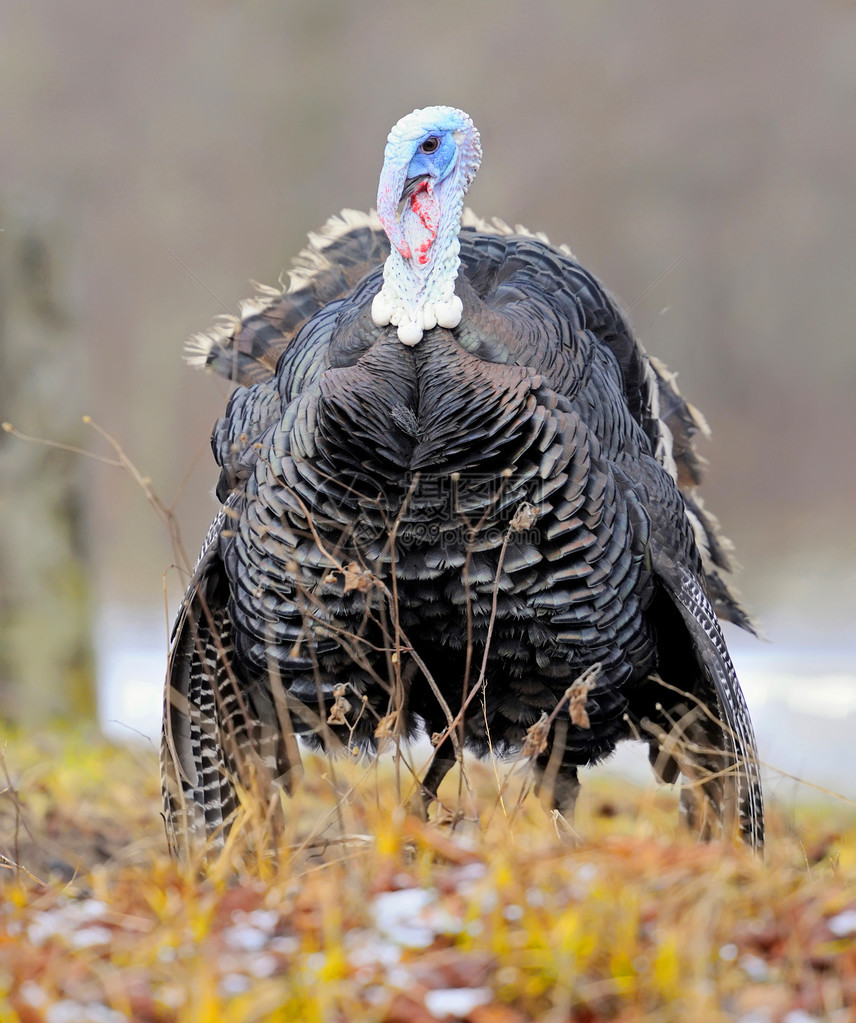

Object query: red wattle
[409,181,438,266]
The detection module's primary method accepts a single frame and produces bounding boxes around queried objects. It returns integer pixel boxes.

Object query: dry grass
[1,730,855,1022]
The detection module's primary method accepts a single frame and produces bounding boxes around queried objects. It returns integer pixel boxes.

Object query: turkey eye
[420,136,440,154]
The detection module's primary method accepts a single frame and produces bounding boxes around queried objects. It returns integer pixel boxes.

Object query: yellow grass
[1,730,855,1022]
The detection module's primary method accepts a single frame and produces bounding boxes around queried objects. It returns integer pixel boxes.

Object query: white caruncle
[371,266,464,347]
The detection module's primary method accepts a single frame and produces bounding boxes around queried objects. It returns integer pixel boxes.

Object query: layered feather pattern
[162,117,762,854]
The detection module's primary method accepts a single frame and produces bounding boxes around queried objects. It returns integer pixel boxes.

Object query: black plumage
[162,179,763,852]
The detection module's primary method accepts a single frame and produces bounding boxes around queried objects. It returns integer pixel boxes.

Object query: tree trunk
[0,204,96,726]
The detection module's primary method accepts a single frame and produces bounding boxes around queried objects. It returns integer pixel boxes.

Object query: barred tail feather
[651,562,764,849]
[161,551,301,857]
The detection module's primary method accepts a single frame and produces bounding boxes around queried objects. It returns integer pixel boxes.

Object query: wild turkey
[161,106,763,855]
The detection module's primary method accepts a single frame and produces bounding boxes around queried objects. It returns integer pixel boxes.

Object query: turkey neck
[393,178,463,302]
[373,185,466,346]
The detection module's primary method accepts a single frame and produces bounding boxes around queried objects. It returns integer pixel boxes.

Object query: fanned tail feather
[184,210,390,388]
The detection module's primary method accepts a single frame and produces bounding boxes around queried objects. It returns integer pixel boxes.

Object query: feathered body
[162,108,763,854]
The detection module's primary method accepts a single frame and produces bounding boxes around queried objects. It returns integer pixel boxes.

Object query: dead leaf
[327,684,350,725]
[383,991,436,1023]
[343,561,373,593]
[567,665,600,729]
[522,713,550,757]
[510,502,538,532]
[375,711,400,741]
[468,1005,531,1023]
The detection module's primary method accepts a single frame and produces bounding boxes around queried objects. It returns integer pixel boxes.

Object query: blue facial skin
[405,131,458,186]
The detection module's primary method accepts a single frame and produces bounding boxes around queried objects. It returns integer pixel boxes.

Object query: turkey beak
[399,173,430,202]
[377,159,423,261]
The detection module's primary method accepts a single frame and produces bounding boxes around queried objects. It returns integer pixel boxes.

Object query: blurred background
[1,0,853,795]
